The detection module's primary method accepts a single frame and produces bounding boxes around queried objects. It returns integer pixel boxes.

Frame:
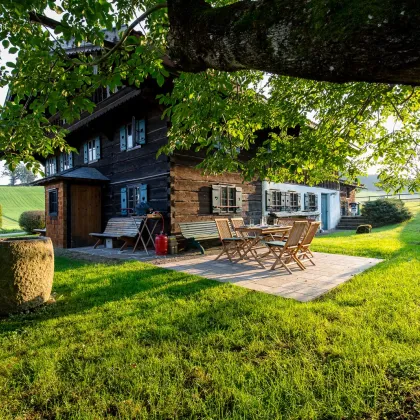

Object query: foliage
[18,210,45,232]
[0,205,419,418]
[0,1,419,190]
[1,163,37,185]
[0,186,45,230]
[362,199,413,227]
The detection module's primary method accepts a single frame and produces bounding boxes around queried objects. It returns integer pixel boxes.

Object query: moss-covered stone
[356,224,372,234]
[0,237,54,315]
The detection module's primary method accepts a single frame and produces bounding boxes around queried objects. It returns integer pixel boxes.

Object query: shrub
[0,204,2,230]
[362,199,412,227]
[18,211,45,233]
[356,224,372,234]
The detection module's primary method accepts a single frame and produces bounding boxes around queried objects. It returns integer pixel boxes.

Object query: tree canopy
[0,0,419,191]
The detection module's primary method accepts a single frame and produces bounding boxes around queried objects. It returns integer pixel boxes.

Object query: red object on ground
[155,233,168,255]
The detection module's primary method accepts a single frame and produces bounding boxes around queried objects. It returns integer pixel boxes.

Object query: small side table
[132,214,164,254]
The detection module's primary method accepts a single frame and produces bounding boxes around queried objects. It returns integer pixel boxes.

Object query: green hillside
[0,186,45,231]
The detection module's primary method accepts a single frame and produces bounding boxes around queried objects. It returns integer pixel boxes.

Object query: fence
[357,193,420,203]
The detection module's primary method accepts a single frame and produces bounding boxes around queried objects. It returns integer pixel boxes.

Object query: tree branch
[166,0,420,85]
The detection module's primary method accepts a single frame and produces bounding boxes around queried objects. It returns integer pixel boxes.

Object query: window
[88,140,96,162]
[121,184,148,215]
[212,184,242,214]
[59,152,73,172]
[308,193,316,208]
[127,185,140,212]
[126,123,134,149]
[84,137,100,163]
[120,119,146,151]
[48,189,58,215]
[45,157,57,176]
[304,192,318,211]
[290,192,300,211]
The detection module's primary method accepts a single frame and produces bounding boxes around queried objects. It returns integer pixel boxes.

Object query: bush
[362,199,412,227]
[18,211,45,233]
[0,204,2,230]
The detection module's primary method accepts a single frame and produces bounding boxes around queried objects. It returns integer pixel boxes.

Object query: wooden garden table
[234,225,292,268]
[132,214,164,254]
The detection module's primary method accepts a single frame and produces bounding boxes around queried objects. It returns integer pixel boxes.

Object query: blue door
[321,193,329,230]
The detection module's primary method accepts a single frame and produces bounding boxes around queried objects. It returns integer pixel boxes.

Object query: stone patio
[159,252,383,302]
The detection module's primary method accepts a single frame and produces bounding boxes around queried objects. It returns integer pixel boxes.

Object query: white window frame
[46,157,57,176]
[290,192,300,211]
[220,185,237,214]
[87,139,97,162]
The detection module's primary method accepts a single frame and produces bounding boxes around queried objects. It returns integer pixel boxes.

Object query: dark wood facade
[39,86,262,248]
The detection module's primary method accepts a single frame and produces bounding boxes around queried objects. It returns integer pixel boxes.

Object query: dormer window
[45,157,57,176]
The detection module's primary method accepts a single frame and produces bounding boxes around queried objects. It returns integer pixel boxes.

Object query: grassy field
[0,186,44,231]
[0,205,419,418]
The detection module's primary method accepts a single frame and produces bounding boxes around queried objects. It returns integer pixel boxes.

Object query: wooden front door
[70,184,102,247]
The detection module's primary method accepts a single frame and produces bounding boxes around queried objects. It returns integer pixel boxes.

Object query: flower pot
[0,237,54,315]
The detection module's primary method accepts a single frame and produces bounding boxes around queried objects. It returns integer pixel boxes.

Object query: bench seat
[179,221,221,254]
[90,217,140,251]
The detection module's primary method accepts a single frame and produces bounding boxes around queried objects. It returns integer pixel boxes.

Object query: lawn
[0,186,45,231]
[0,205,419,418]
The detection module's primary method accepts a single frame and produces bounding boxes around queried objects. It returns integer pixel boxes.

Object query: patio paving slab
[159,252,383,302]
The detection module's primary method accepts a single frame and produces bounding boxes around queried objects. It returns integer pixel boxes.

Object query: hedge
[362,199,412,227]
[18,211,45,233]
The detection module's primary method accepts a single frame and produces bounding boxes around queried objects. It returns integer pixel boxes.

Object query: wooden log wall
[66,95,171,231]
[170,152,262,234]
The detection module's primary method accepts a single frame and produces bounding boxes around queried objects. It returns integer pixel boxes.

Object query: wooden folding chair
[214,218,245,262]
[297,221,321,266]
[231,217,245,237]
[265,221,308,273]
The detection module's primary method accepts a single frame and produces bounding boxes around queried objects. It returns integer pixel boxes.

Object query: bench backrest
[179,221,219,240]
[103,217,139,237]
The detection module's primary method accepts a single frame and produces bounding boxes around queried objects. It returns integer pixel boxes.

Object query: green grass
[0,207,419,418]
[0,186,44,231]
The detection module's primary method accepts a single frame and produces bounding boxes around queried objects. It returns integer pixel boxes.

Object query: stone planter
[0,237,54,315]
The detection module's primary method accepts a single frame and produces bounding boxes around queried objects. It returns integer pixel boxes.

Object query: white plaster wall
[262,181,341,230]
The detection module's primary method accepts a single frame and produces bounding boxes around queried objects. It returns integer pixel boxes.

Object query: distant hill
[0,186,45,231]
[358,175,382,191]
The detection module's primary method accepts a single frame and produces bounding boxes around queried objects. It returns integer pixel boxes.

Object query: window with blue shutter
[83,143,88,163]
[84,139,100,163]
[59,154,64,172]
[68,152,73,169]
[121,187,127,216]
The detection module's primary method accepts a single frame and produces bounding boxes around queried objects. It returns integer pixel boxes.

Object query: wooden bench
[33,228,46,236]
[90,217,140,251]
[179,221,221,254]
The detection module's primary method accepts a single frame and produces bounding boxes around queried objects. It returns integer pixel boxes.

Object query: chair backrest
[215,218,233,240]
[284,221,308,248]
[230,217,245,237]
[301,221,321,246]
[103,217,139,237]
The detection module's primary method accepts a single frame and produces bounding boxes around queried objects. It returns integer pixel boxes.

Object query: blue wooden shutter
[304,193,309,210]
[95,137,101,160]
[140,184,148,203]
[136,119,146,145]
[297,193,302,210]
[59,154,64,172]
[83,143,88,163]
[121,187,127,215]
[120,126,126,151]
[212,185,221,214]
[235,186,242,213]
[314,194,319,210]
[265,190,272,210]
[45,158,50,176]
[68,152,73,169]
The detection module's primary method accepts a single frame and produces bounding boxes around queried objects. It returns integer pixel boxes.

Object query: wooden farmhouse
[34,29,356,248]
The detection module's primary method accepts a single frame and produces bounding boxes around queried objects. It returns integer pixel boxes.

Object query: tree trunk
[167,0,420,85]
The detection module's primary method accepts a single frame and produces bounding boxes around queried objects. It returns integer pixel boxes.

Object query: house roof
[33,167,110,185]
